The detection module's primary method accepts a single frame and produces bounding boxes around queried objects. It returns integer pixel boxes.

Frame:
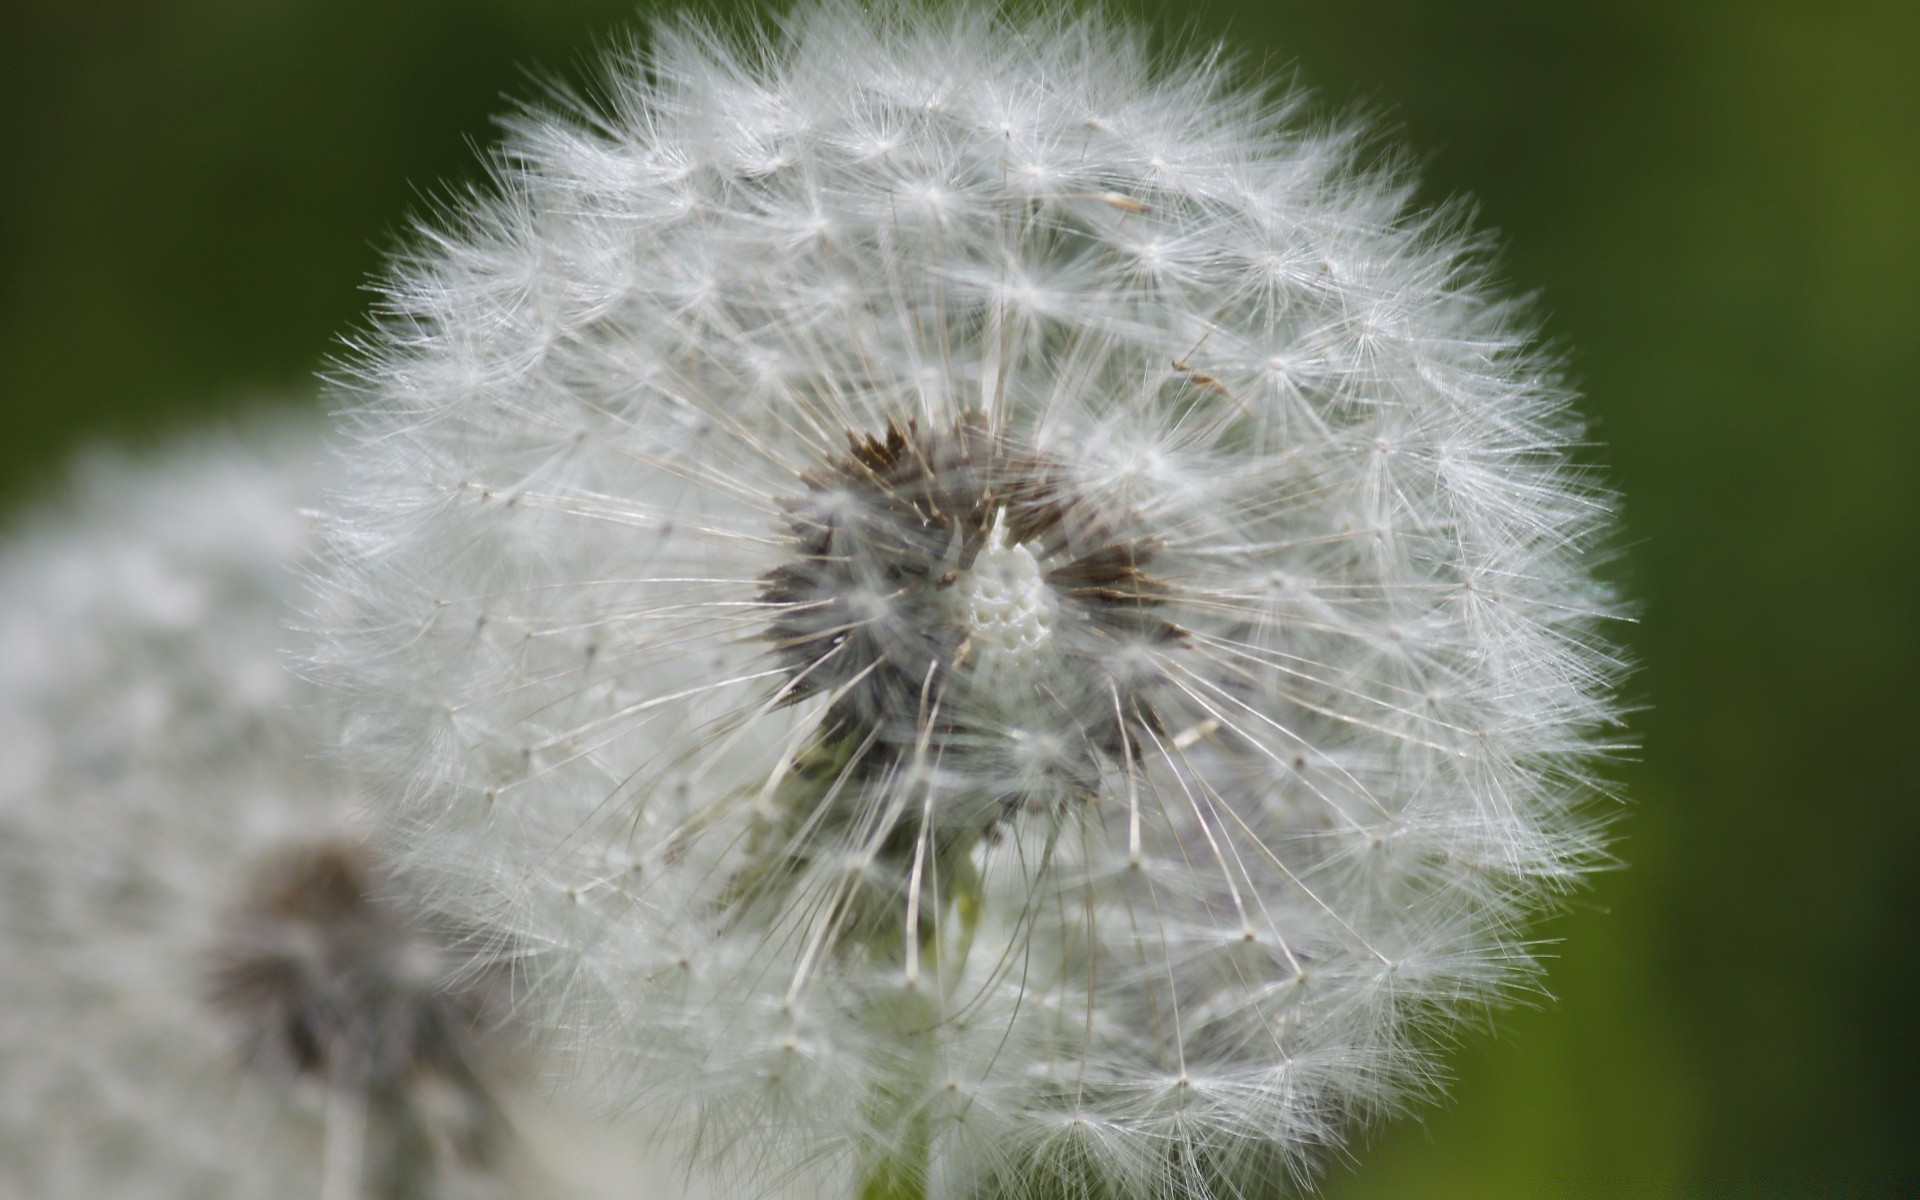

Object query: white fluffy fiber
[316,4,1624,1196]
[0,425,361,1199]
[0,423,737,1200]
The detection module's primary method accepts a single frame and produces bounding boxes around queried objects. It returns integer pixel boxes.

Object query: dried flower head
[316,4,1624,1197]
[0,425,691,1200]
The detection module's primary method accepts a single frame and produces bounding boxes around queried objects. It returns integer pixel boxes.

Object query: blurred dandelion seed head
[0,426,528,1199]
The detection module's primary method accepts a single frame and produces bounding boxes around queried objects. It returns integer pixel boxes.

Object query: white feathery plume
[315,5,1625,1197]
[0,422,760,1200]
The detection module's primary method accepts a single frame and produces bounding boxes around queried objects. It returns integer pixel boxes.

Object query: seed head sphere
[318,5,1624,1196]
[0,427,530,1200]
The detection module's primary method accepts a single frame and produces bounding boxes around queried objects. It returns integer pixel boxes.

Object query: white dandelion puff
[0,423,731,1200]
[315,4,1624,1197]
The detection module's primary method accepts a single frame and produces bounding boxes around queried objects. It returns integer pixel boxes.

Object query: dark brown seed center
[759,415,1179,756]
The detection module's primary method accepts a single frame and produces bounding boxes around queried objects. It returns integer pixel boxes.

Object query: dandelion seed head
[0,426,700,1200]
[317,4,1625,1195]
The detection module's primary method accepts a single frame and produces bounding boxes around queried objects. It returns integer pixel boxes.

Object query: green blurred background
[4,0,1914,1193]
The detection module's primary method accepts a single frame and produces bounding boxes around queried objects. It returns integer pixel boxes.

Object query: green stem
[733,729,999,1200]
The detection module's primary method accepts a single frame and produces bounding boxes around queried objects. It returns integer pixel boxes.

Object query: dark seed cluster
[201,840,507,1185]
[759,414,1180,759]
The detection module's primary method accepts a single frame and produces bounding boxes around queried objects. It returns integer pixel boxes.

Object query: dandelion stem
[321,1081,367,1200]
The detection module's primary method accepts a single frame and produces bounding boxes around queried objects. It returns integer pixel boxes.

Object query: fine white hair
[0,422,749,1200]
[316,4,1625,1196]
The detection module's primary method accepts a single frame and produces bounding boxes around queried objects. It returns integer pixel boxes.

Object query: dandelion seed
[316,5,1625,1197]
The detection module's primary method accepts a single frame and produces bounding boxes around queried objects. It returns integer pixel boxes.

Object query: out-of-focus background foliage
[3,0,1914,1192]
